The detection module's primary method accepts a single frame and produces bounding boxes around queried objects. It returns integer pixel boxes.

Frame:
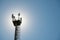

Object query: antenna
[12,13,22,40]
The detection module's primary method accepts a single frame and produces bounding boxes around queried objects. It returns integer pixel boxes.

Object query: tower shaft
[14,26,20,40]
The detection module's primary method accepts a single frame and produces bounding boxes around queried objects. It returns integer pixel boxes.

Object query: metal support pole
[14,26,20,40]
[14,26,17,40]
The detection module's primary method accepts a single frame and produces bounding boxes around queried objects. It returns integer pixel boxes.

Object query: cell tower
[12,13,22,40]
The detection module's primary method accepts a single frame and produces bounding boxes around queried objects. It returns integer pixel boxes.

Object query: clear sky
[0,0,60,40]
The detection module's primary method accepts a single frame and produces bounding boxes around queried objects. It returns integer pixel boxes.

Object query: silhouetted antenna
[18,13,20,16]
[12,13,22,40]
[12,14,15,19]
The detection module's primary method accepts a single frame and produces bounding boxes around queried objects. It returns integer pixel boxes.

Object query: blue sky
[0,0,60,40]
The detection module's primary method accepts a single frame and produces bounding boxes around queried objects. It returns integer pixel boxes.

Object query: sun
[3,8,31,33]
[4,12,29,31]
